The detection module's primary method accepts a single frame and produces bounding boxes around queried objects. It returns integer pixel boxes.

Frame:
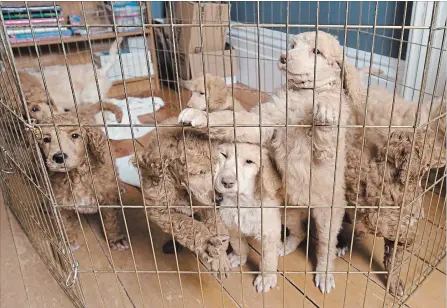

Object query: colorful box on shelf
[93,49,153,81]
[104,1,146,33]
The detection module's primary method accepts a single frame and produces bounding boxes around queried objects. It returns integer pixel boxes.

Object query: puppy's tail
[80,102,123,123]
[99,37,123,74]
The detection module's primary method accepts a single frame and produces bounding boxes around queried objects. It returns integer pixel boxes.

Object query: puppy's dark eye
[220,152,227,158]
[43,136,51,143]
[199,91,205,95]
[31,106,40,112]
[246,159,254,164]
[71,133,80,139]
[64,108,70,112]
[312,48,321,55]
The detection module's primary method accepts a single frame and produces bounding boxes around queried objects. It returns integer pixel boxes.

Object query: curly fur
[133,77,248,275]
[22,38,122,121]
[343,129,445,295]
[216,143,282,292]
[18,70,57,123]
[38,102,128,252]
[178,31,357,293]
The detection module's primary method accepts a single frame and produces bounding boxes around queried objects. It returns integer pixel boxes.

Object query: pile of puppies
[13,32,446,297]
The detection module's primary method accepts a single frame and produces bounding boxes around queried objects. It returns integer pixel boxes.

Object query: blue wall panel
[230,1,411,59]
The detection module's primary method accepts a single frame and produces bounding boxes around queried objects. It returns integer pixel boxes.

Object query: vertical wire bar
[106,3,157,306]
[194,3,212,306]
[21,5,96,304]
[283,2,290,307]
[303,1,319,302]
[134,1,167,305]
[357,3,408,306]
[166,2,190,306]
[196,2,228,306]
[255,2,266,307]
[226,4,247,307]
[381,3,438,305]
[50,2,129,306]
[400,26,447,297]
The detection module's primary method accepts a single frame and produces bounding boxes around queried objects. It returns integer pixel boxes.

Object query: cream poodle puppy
[215,143,282,292]
[179,31,361,293]
[24,38,122,118]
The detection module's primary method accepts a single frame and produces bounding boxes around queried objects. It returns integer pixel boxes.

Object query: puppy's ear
[336,58,364,107]
[254,149,282,200]
[85,127,108,164]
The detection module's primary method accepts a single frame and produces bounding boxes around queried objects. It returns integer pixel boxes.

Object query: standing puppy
[39,102,128,251]
[215,143,282,292]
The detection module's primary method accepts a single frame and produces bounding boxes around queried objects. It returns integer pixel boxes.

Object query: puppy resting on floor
[23,38,122,119]
[343,130,446,295]
[216,143,282,292]
[38,102,128,252]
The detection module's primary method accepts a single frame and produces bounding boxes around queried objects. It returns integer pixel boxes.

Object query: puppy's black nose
[52,152,68,164]
[221,178,235,189]
[215,194,223,205]
[280,54,287,64]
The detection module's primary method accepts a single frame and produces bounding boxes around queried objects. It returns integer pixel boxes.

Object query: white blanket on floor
[116,154,141,187]
[96,97,164,140]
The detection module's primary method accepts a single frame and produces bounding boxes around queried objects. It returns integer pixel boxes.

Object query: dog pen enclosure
[0,1,446,307]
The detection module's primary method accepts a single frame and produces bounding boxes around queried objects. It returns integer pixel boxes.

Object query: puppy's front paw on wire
[178,108,208,128]
[254,274,277,293]
[315,272,335,293]
[313,101,338,128]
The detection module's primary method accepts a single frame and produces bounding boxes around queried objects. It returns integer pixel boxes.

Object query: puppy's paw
[315,273,335,294]
[335,246,348,257]
[206,234,230,258]
[254,274,277,293]
[228,252,247,268]
[389,277,405,297]
[70,242,80,252]
[209,252,231,279]
[109,238,129,251]
[313,101,338,128]
[278,236,299,256]
[178,108,208,128]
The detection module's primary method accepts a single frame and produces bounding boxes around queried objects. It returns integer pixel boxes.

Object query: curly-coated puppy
[133,75,247,276]
[343,130,445,296]
[182,74,244,111]
[38,102,128,252]
[24,38,122,118]
[178,31,359,293]
[216,143,282,292]
[18,70,55,123]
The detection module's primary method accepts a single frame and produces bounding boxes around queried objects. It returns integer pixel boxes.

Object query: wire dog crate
[0,1,446,307]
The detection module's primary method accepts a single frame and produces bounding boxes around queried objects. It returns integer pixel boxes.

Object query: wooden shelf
[10,29,152,48]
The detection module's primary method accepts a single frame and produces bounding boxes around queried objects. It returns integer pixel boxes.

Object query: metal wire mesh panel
[0,1,445,308]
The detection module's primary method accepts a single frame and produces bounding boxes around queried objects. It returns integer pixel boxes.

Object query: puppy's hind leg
[312,206,344,294]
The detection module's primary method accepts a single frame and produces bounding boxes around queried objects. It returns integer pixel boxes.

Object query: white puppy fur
[25,38,123,113]
[179,31,357,293]
[215,143,282,293]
